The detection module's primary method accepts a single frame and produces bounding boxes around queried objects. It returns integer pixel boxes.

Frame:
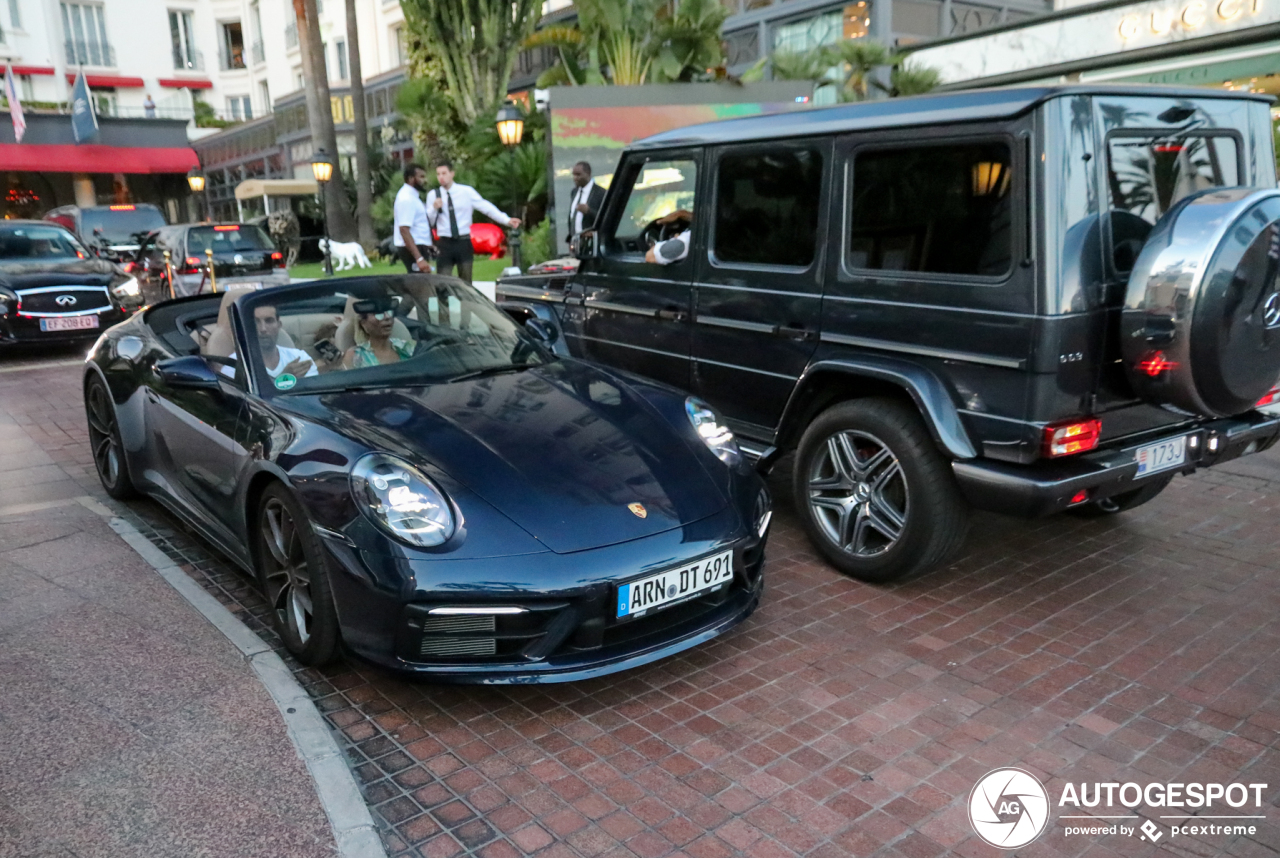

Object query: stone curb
[102,512,388,858]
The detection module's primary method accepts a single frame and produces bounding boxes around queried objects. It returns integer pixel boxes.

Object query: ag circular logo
[968,767,1050,849]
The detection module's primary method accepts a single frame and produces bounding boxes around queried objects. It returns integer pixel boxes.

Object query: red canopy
[64,74,146,88]
[157,78,213,90]
[0,143,200,174]
[0,65,56,76]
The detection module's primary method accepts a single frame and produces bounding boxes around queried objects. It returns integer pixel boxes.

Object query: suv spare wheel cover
[1122,187,1280,417]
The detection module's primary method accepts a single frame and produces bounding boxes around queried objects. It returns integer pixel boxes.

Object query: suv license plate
[39,316,99,332]
[616,550,733,619]
[1135,436,1187,476]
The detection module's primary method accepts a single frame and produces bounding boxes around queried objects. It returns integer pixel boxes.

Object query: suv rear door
[574,150,701,393]
[691,138,831,436]
[828,126,1036,446]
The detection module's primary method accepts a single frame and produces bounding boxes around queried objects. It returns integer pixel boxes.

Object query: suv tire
[793,398,968,583]
[1068,475,1172,518]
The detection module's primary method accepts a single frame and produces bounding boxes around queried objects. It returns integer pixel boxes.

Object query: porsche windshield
[238,277,549,393]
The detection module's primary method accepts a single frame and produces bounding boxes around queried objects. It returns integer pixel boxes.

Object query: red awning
[64,74,146,88]
[157,78,213,90]
[0,143,199,174]
[0,65,56,76]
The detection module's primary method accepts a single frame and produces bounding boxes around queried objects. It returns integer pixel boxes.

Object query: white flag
[3,67,25,143]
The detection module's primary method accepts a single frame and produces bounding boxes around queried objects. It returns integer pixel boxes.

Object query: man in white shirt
[428,160,520,284]
[393,163,434,273]
[222,304,317,386]
[566,161,606,246]
[645,209,694,265]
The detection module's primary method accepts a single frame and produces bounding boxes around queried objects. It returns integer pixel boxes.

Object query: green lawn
[289,256,513,282]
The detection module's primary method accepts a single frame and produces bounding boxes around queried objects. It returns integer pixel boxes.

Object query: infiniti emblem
[55,295,77,307]
[1264,292,1280,328]
[234,253,244,264]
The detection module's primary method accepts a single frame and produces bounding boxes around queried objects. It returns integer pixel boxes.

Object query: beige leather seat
[334,295,412,352]
[202,287,295,359]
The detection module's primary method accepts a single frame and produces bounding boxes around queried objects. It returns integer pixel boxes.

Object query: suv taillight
[1043,418,1101,458]
[271,251,284,268]
[178,256,203,275]
[1258,385,1280,408]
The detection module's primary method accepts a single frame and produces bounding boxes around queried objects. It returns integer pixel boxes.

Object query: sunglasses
[361,309,395,321]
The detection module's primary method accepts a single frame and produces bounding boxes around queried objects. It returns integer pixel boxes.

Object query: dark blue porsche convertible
[83,276,770,681]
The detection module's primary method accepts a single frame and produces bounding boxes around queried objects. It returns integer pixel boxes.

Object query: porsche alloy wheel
[794,399,968,583]
[85,376,137,500]
[256,485,339,666]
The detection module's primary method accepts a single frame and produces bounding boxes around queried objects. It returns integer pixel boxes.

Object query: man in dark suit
[566,161,606,245]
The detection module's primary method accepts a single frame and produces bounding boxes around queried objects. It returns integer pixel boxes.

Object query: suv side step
[952,412,1280,517]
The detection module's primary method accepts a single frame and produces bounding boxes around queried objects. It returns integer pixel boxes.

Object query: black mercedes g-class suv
[497,85,1280,582]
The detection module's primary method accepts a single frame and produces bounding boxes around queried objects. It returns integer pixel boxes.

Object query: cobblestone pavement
[4,348,1278,858]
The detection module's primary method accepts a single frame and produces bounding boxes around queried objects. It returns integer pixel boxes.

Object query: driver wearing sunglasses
[343,297,416,369]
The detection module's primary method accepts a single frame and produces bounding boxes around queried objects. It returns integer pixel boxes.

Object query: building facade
[909,0,1280,99]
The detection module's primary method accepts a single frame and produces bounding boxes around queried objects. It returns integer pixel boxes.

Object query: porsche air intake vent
[418,615,497,658]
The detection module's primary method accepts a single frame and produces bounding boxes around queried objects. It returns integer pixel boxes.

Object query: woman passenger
[343,298,415,369]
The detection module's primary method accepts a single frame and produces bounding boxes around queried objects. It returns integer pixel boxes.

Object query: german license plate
[1135,436,1187,476]
[616,550,733,620]
[39,316,99,332]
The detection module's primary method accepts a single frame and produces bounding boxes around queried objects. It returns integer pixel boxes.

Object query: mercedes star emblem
[1264,292,1280,328]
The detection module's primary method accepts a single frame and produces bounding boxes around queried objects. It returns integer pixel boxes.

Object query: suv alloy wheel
[793,399,968,582]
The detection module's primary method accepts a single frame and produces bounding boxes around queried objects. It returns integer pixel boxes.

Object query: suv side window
[609,159,698,254]
[849,140,1013,277]
[713,146,823,268]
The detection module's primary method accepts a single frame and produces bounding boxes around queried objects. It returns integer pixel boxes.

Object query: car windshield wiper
[447,363,532,384]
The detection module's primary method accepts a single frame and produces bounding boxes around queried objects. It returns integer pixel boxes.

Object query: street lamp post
[311,150,335,277]
[186,169,206,222]
[495,102,525,272]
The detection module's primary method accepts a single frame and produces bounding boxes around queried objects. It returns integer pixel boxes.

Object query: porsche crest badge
[627,502,647,519]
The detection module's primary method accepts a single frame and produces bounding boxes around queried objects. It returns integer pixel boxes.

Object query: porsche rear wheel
[85,375,138,500]
[256,484,339,666]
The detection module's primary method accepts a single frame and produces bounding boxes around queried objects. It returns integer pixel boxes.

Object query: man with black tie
[566,161,606,245]
[427,160,520,285]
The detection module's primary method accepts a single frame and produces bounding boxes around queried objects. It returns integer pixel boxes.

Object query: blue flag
[70,72,98,143]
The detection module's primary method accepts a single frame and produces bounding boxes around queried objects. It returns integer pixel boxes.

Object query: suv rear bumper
[952,412,1280,517]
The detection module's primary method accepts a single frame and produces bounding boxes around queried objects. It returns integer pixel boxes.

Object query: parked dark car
[134,222,288,298]
[0,221,143,347]
[83,275,770,680]
[497,84,1280,582]
[44,203,167,264]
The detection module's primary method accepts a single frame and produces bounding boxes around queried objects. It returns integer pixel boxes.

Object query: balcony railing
[285,23,298,48]
[65,39,116,67]
[250,40,265,65]
[172,48,205,71]
[106,105,196,121]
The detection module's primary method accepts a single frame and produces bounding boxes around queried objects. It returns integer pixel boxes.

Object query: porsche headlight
[351,454,456,547]
[685,397,740,466]
[112,277,141,299]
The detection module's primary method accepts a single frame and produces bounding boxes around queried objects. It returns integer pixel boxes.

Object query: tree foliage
[743,40,940,101]
[399,0,543,131]
[527,0,728,87]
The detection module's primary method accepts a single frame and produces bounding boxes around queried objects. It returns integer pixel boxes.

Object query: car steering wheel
[641,216,690,250]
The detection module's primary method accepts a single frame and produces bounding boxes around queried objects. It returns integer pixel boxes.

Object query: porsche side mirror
[157,355,224,389]
[570,231,596,261]
[525,318,557,344]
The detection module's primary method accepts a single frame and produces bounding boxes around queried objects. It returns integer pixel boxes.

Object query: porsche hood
[314,362,729,554]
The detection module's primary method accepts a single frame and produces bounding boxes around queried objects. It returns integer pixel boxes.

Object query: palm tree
[292,0,357,241]
[400,0,543,128]
[345,0,376,249]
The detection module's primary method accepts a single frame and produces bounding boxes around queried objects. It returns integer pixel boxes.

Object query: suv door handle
[656,307,687,322]
[774,323,817,342]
